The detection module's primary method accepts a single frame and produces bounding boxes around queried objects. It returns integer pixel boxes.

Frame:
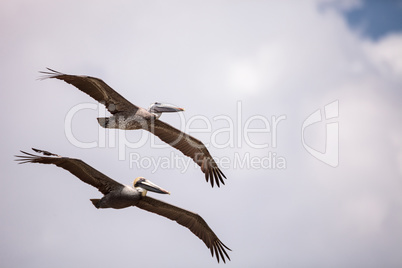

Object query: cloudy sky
[1,0,402,267]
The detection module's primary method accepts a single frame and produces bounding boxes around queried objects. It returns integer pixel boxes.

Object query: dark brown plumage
[39,68,227,187]
[16,148,123,195]
[137,196,231,263]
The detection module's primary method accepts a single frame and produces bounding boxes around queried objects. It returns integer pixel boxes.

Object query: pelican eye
[134,178,146,186]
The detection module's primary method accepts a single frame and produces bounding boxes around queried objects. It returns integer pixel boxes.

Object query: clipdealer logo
[301,100,339,167]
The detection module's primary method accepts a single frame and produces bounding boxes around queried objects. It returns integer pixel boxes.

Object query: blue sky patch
[342,0,402,40]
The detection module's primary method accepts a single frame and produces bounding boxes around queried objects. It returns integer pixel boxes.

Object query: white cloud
[226,60,262,94]
[339,195,388,236]
[1,1,402,267]
[364,33,402,76]
[318,0,363,11]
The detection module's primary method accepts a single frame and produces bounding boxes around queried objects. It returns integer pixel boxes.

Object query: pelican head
[148,102,185,119]
[134,177,171,196]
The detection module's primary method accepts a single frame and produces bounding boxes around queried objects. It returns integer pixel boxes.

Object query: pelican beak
[151,103,185,113]
[138,179,171,195]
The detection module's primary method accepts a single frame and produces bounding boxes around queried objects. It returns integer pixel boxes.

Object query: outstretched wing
[150,119,226,187]
[39,68,138,114]
[15,148,123,195]
[137,196,231,263]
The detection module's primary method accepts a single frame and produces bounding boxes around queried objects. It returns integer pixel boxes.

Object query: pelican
[39,68,226,187]
[15,148,231,263]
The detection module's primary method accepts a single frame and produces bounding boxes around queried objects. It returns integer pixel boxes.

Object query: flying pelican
[39,68,226,187]
[15,148,231,263]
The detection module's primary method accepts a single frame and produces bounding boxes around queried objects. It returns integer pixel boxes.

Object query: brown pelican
[39,68,226,187]
[15,148,231,263]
